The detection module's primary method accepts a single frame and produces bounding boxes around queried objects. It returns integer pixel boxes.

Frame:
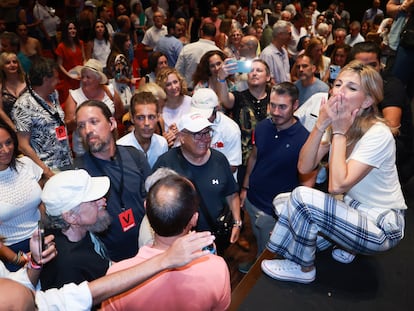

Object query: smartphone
[236,60,252,73]
[329,65,341,80]
[38,221,45,255]
[202,243,217,255]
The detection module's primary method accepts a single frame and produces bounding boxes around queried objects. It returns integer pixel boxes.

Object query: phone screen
[237,60,252,73]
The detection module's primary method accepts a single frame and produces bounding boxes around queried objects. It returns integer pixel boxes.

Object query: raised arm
[297,96,331,174]
[327,94,373,194]
[89,231,215,305]
[216,60,237,110]
[387,0,414,18]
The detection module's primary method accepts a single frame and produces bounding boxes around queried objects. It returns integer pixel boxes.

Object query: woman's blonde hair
[0,52,25,83]
[337,60,384,144]
[305,37,324,73]
[155,67,188,96]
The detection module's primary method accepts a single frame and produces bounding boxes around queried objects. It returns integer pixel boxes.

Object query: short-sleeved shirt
[12,90,73,170]
[248,118,309,216]
[117,131,168,168]
[346,122,407,210]
[231,89,271,164]
[260,44,291,83]
[294,78,329,107]
[153,148,238,231]
[142,25,168,49]
[101,246,231,311]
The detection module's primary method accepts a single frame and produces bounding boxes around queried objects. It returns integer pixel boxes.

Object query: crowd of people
[0,0,413,309]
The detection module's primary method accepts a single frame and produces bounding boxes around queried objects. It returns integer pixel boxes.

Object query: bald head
[0,278,36,311]
[146,175,198,237]
[240,35,259,58]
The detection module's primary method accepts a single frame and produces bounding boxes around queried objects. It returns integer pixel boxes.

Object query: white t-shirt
[0,157,42,245]
[161,95,192,131]
[346,122,407,210]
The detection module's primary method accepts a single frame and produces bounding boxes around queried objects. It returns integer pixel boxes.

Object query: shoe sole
[261,260,315,284]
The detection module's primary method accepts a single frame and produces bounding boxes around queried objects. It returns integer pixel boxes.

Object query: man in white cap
[191,88,241,179]
[39,169,112,291]
[0,225,216,310]
[153,112,242,254]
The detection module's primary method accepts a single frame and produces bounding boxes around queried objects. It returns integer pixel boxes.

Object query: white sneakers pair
[261,248,355,284]
[261,259,316,284]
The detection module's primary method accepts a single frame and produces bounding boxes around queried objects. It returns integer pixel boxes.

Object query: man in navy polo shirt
[240,82,314,271]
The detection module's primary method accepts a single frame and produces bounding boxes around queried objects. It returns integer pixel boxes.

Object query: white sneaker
[261,259,316,284]
[331,248,356,264]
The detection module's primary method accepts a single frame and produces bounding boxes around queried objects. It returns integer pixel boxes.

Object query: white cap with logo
[190,88,219,119]
[177,112,213,133]
[42,170,110,216]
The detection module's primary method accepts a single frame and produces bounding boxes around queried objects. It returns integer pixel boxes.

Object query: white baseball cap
[84,1,96,8]
[42,170,110,216]
[191,88,219,119]
[177,112,213,133]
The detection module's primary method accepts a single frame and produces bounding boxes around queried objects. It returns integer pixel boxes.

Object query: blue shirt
[247,118,309,216]
[155,35,183,67]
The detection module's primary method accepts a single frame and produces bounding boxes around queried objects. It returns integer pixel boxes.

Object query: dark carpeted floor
[236,202,414,311]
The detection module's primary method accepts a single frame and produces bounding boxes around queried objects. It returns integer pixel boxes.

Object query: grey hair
[144,168,179,192]
[44,205,81,230]
[272,20,292,37]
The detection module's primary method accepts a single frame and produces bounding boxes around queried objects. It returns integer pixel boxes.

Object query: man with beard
[294,54,329,106]
[239,83,312,272]
[74,100,151,262]
[39,169,112,290]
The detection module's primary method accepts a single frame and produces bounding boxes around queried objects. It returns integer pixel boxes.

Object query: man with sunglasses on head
[153,112,241,254]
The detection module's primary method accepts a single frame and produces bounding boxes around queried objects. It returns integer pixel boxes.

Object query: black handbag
[214,202,234,238]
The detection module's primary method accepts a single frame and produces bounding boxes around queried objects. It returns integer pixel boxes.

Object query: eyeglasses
[183,129,213,140]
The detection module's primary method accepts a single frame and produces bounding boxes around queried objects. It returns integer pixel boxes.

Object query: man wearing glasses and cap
[39,169,111,291]
[191,88,241,179]
[153,112,241,254]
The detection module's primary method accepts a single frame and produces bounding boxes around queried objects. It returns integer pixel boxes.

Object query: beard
[84,133,110,153]
[86,210,112,233]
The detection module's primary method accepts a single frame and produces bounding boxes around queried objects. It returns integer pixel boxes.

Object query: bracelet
[28,255,42,270]
[332,132,346,137]
[233,220,243,228]
[314,123,324,134]
[12,251,28,266]
[217,78,226,83]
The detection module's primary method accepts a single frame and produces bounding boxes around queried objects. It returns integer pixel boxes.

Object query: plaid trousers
[267,186,405,267]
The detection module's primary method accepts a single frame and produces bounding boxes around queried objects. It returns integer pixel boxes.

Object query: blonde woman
[261,61,406,283]
[0,52,27,130]
[156,67,191,147]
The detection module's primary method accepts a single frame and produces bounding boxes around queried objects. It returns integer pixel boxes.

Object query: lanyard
[27,86,65,126]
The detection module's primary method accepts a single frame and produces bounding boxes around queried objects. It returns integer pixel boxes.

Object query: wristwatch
[233,220,243,228]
